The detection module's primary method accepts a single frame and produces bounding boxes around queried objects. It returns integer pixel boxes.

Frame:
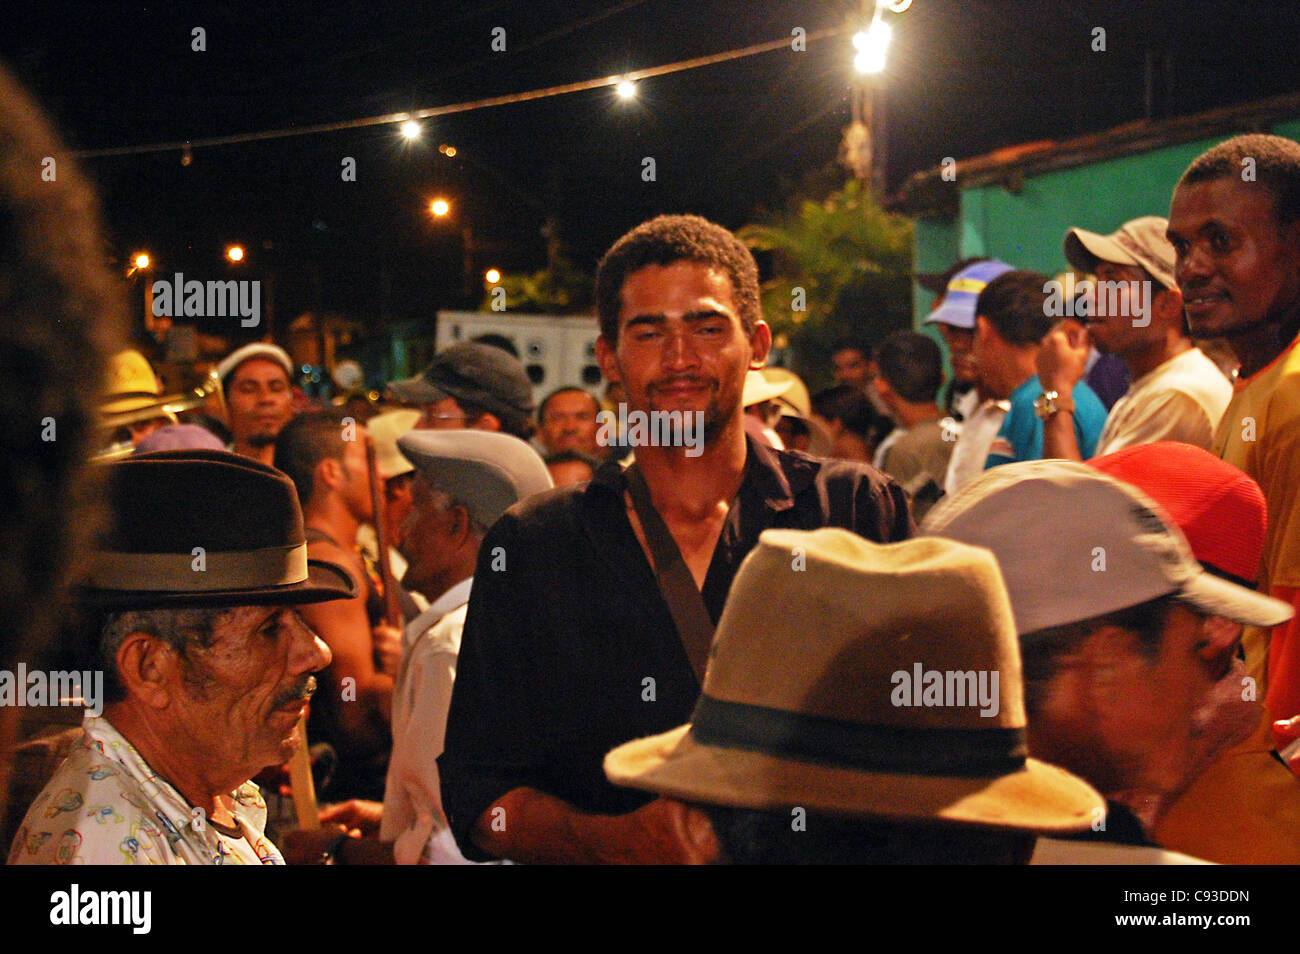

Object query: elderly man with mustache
[8,451,354,865]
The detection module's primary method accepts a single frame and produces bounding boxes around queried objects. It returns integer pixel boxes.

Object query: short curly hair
[595,214,761,343]
[1177,133,1300,226]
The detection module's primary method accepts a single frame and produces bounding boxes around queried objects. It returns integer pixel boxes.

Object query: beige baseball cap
[366,409,421,480]
[1063,216,1177,291]
[921,460,1292,638]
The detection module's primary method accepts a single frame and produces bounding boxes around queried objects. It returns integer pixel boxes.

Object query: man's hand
[604,797,720,865]
[321,798,385,837]
[1037,318,1091,395]
[373,623,403,677]
[472,788,720,864]
[282,824,357,865]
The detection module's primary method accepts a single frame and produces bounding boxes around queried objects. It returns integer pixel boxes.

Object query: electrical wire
[72,25,848,160]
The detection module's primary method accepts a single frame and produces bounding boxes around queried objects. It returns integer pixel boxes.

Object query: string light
[72,27,846,160]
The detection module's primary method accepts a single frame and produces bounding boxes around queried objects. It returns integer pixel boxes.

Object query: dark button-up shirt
[439,436,913,859]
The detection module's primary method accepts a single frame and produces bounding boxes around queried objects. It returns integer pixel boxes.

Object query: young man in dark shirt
[440,214,912,864]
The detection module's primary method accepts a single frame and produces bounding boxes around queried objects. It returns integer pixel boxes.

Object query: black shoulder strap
[304,527,338,546]
[624,462,715,685]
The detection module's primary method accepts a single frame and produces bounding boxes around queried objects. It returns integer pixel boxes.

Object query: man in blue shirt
[973,271,1107,468]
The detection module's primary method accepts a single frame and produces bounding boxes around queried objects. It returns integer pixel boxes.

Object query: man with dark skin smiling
[1165,133,1300,748]
[439,215,911,864]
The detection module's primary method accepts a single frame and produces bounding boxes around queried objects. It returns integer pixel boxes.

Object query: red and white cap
[922,459,1292,638]
[1087,441,1267,588]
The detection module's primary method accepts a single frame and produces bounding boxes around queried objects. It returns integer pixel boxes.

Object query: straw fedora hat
[605,527,1103,833]
[758,368,834,457]
[101,349,162,416]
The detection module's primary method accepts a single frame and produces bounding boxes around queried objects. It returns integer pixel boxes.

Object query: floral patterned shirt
[8,714,283,865]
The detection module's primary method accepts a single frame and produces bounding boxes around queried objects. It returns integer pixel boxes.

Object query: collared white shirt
[381,576,475,864]
[9,714,281,865]
[943,397,1011,496]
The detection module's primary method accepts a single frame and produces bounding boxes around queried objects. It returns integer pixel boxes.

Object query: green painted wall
[1276,120,1300,141]
[911,216,960,323]
[911,119,1300,327]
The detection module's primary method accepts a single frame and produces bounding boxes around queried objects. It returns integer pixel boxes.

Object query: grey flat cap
[387,341,534,421]
[397,429,553,530]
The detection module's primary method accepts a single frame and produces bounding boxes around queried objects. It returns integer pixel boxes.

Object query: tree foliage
[738,178,913,387]
[480,254,593,314]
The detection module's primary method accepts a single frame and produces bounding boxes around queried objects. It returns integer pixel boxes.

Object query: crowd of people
[3,57,1300,865]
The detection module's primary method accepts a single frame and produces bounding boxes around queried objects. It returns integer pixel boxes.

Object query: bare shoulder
[306,537,365,585]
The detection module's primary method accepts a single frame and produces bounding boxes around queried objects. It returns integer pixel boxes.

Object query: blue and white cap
[924,260,1014,330]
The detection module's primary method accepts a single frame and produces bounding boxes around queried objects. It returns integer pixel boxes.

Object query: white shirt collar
[404,576,473,646]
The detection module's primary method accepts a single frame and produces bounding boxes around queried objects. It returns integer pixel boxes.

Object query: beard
[647,377,736,448]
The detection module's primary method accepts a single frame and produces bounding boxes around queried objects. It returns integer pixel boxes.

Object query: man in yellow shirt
[1167,133,1300,747]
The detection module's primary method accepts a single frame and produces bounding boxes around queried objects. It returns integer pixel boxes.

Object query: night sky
[3,0,1298,327]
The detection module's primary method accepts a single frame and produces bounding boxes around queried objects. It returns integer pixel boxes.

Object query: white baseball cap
[1063,216,1177,291]
[921,460,1292,637]
[216,342,294,386]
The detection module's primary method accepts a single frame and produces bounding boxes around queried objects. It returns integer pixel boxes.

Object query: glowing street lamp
[853,19,892,74]
[401,119,422,141]
[129,251,155,327]
[226,244,245,263]
[615,79,637,100]
[430,198,450,217]
[484,268,501,285]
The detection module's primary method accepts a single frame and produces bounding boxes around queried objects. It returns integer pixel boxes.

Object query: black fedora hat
[81,450,356,609]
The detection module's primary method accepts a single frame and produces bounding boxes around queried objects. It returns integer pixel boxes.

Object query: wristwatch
[1033,389,1075,420]
[321,830,349,865]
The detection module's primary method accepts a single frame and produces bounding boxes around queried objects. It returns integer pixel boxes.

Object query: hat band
[88,543,310,592]
[691,694,1027,778]
[102,390,162,405]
